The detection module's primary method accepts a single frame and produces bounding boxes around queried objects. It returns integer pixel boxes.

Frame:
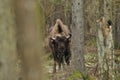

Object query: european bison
[49,19,71,73]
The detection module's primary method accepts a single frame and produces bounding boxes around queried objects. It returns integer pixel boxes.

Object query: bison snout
[59,48,66,53]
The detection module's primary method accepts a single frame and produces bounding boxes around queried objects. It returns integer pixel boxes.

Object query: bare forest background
[0,0,120,80]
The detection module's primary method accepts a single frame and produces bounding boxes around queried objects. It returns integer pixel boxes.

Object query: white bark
[97,22,115,80]
[97,0,115,79]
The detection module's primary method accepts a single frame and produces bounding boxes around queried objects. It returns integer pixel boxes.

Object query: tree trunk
[97,0,115,80]
[15,0,46,80]
[0,0,18,80]
[97,19,115,80]
[71,0,85,79]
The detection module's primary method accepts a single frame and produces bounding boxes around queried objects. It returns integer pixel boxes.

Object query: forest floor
[44,51,120,80]
[44,41,120,80]
[44,56,68,80]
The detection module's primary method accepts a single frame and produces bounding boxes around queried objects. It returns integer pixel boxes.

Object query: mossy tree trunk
[15,0,46,80]
[71,0,85,79]
[0,0,18,80]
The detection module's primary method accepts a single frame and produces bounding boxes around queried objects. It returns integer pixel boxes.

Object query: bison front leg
[58,62,61,71]
[53,60,57,73]
[59,57,65,71]
[53,52,57,73]
[65,50,71,65]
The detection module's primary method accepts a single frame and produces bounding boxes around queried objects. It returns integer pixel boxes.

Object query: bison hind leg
[65,56,70,65]
[53,61,57,73]
[59,57,64,70]
[65,51,71,65]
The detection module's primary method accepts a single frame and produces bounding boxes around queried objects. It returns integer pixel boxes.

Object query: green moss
[67,71,97,80]
[85,75,97,80]
[50,0,64,5]
[66,71,83,80]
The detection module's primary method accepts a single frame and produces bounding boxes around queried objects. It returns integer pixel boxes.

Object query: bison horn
[50,37,56,44]
[66,33,72,39]
[51,37,56,40]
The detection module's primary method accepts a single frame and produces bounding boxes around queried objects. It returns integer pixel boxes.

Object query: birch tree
[97,0,115,80]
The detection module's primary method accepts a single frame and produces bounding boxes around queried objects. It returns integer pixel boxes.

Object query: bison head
[50,34,71,53]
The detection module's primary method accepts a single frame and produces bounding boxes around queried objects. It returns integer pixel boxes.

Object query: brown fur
[49,19,70,38]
